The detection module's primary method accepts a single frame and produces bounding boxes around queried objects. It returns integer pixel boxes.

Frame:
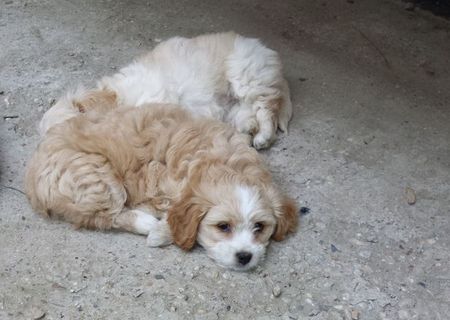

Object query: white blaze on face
[236,185,260,222]
[209,185,267,270]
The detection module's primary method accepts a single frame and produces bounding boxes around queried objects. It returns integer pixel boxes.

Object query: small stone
[272,285,282,297]
[351,309,360,319]
[222,272,231,280]
[154,274,165,280]
[405,187,416,205]
[299,207,311,216]
[31,309,46,320]
[330,244,338,252]
[133,288,144,298]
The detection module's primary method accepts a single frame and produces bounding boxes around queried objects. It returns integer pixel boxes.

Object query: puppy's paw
[253,132,274,150]
[146,220,173,247]
[132,210,159,235]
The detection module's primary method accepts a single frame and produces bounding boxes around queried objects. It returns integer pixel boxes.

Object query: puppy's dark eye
[254,222,264,233]
[217,223,231,233]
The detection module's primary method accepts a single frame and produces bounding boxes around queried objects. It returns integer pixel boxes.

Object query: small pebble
[154,274,165,280]
[299,207,310,215]
[272,285,282,297]
[31,310,46,320]
[330,244,338,252]
[351,309,360,319]
[133,288,144,298]
[405,187,416,205]
[418,281,426,288]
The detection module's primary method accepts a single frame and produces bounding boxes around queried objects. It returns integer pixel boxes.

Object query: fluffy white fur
[39,32,293,149]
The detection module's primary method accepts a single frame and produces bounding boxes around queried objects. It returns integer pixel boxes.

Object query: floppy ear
[167,190,209,250]
[272,196,298,241]
[266,187,298,241]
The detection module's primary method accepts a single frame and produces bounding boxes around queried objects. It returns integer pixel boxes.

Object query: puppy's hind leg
[112,209,172,247]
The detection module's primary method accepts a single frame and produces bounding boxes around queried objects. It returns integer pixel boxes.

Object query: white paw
[146,220,172,247]
[253,132,274,150]
[133,210,159,235]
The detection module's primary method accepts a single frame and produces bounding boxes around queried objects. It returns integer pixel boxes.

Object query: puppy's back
[25,104,191,228]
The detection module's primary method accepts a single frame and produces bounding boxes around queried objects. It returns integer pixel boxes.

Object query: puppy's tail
[39,87,117,136]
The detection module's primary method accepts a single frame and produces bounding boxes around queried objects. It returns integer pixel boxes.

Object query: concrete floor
[1,0,449,319]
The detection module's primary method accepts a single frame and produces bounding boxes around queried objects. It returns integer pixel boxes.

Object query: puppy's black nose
[236,251,252,265]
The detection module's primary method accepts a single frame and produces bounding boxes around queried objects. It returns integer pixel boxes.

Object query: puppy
[26,104,298,270]
[39,32,293,149]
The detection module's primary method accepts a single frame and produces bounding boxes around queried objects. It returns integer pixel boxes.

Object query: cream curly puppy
[39,32,293,149]
[26,104,298,270]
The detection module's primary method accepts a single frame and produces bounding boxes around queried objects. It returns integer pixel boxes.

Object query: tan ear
[265,186,298,241]
[272,196,298,241]
[167,190,208,251]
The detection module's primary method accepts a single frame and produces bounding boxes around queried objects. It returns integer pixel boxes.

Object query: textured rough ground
[1,1,449,319]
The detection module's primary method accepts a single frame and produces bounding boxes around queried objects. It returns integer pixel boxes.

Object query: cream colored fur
[39,32,293,149]
[26,104,297,269]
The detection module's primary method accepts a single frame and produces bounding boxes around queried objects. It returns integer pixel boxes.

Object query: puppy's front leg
[146,215,173,247]
[253,107,276,150]
[113,209,173,246]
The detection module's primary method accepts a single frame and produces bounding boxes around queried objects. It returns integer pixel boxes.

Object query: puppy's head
[167,179,297,270]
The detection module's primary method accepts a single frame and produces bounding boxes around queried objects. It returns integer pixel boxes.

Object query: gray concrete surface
[1,0,449,319]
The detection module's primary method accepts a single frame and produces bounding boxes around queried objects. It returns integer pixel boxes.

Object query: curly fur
[27,104,297,269]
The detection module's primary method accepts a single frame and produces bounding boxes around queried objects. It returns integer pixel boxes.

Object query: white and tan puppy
[39,32,293,149]
[26,104,298,270]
